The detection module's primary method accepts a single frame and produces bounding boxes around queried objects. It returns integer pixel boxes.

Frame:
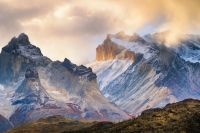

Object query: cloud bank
[0,0,200,63]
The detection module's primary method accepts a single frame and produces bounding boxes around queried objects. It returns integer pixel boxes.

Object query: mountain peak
[2,33,43,59]
[17,33,30,45]
[130,33,145,42]
[116,30,126,35]
[114,30,129,40]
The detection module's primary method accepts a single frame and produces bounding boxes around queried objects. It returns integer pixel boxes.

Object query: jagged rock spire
[17,33,30,45]
[62,58,97,81]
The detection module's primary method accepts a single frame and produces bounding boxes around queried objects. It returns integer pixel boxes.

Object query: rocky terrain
[87,30,200,116]
[9,67,75,127]
[0,33,129,132]
[62,58,97,81]
[41,60,128,121]
[1,31,200,132]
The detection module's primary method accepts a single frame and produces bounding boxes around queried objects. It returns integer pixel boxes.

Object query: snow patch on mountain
[173,42,200,63]
[87,59,133,91]
[110,36,155,59]
[0,85,4,91]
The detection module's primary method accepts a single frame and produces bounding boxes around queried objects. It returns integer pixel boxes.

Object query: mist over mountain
[88,30,200,115]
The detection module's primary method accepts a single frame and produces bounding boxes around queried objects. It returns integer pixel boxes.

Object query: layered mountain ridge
[0,33,129,132]
[87,30,200,116]
[62,58,97,81]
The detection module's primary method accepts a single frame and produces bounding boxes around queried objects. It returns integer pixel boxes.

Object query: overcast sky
[0,0,200,64]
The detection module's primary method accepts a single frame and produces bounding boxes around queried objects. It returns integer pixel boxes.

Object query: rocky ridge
[62,58,97,81]
[96,34,135,61]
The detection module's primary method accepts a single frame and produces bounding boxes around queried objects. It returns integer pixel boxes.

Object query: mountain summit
[0,33,51,86]
[2,33,43,59]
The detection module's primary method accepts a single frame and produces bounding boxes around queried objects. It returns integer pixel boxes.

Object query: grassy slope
[70,99,200,133]
[7,115,96,133]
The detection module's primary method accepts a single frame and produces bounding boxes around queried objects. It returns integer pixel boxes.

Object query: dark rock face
[2,33,42,56]
[0,33,51,86]
[25,67,39,79]
[62,58,97,81]
[0,114,13,133]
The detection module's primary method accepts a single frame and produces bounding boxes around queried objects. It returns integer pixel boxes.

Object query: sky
[0,0,200,64]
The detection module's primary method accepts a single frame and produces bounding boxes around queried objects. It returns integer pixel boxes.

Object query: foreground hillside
[71,99,200,133]
[7,115,96,133]
[9,99,200,133]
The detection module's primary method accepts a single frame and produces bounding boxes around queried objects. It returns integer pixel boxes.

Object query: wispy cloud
[0,0,200,63]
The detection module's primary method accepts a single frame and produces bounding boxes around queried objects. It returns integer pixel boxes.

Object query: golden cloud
[0,0,199,63]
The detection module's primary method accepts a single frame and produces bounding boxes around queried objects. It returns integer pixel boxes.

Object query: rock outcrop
[96,37,125,61]
[116,49,135,61]
[62,58,97,81]
[12,67,51,105]
[96,36,135,61]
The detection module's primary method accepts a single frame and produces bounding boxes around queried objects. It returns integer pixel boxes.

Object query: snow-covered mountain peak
[88,30,200,116]
[2,33,43,60]
[110,31,144,43]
